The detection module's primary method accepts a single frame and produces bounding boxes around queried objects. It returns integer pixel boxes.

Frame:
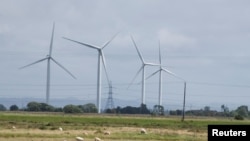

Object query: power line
[188,81,250,88]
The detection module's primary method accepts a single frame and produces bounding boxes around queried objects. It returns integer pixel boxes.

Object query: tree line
[0,102,98,113]
[169,105,249,120]
[0,102,249,120]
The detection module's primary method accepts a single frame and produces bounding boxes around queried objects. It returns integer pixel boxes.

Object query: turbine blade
[159,40,162,65]
[162,68,177,76]
[146,69,160,80]
[145,63,160,66]
[19,57,48,69]
[162,68,185,81]
[62,37,100,50]
[50,57,77,79]
[127,66,143,89]
[130,35,145,63]
[49,23,55,56]
[102,32,119,49]
[100,51,110,85]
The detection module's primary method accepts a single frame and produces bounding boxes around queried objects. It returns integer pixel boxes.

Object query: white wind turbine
[62,33,118,113]
[128,35,159,105]
[146,41,185,106]
[19,23,76,104]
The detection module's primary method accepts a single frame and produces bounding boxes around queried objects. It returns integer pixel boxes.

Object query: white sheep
[83,132,88,135]
[59,127,63,131]
[140,128,147,134]
[94,137,102,141]
[104,131,111,135]
[76,136,84,141]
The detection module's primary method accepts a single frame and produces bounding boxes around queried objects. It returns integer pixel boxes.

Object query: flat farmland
[0,112,248,141]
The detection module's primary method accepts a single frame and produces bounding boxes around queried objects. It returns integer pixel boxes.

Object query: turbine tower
[19,23,76,104]
[63,33,118,113]
[146,41,185,106]
[128,35,158,105]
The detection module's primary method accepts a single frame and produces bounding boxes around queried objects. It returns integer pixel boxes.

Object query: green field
[0,112,249,141]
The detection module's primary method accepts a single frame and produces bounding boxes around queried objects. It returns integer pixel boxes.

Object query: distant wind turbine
[146,41,185,106]
[128,35,159,105]
[62,33,118,113]
[19,23,76,104]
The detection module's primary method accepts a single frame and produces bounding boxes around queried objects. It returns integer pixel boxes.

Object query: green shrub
[63,104,82,113]
[234,115,244,120]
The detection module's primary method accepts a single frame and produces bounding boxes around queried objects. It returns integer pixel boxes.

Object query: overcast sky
[1,0,250,110]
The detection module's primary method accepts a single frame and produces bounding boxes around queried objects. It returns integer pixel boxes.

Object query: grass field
[0,112,249,141]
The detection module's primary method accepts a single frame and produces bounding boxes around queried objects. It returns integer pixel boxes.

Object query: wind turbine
[147,41,187,120]
[128,35,159,105]
[146,40,185,106]
[19,23,76,104]
[62,33,118,113]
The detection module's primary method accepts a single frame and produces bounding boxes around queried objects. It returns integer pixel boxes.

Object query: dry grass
[2,112,232,140]
[0,126,207,141]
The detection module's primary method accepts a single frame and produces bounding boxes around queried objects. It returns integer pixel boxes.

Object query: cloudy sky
[1,0,250,111]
